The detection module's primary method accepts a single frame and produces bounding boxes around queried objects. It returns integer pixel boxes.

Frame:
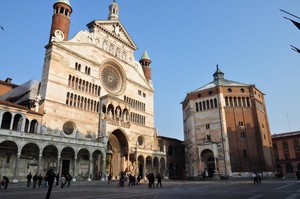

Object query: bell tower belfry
[140,50,152,82]
[49,0,72,43]
[108,0,119,20]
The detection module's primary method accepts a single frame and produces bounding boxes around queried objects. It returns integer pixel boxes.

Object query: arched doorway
[201,149,215,178]
[138,155,144,178]
[0,141,18,179]
[42,145,58,173]
[92,150,103,180]
[107,129,128,178]
[77,148,90,180]
[61,147,75,177]
[21,143,40,177]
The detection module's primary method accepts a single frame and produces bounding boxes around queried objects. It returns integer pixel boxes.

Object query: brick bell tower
[49,0,72,43]
[140,50,152,82]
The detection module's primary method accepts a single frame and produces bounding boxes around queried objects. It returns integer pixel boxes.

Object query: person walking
[108,174,112,184]
[252,171,258,184]
[60,175,66,188]
[45,168,56,199]
[44,173,48,188]
[2,176,9,189]
[38,174,43,187]
[26,172,32,188]
[156,173,162,188]
[137,176,141,185]
[32,173,38,188]
[55,172,60,187]
[66,173,72,187]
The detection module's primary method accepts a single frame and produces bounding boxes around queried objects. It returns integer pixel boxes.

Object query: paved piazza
[0,179,300,199]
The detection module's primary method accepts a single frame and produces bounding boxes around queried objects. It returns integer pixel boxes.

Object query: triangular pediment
[87,20,137,50]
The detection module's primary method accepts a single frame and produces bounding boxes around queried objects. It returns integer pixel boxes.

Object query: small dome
[56,0,71,7]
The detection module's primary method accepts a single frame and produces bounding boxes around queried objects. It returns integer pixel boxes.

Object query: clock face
[54,30,64,41]
[100,65,124,94]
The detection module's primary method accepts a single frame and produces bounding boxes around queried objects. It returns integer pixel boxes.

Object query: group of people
[25,171,72,189]
[116,172,162,188]
[147,173,162,188]
[252,171,263,184]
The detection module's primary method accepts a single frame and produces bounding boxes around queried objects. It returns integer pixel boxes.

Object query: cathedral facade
[0,0,166,182]
[182,66,275,179]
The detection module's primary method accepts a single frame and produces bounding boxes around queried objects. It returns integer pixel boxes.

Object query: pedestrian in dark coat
[55,172,60,186]
[156,173,162,188]
[2,176,9,189]
[66,173,72,187]
[45,168,56,199]
[38,174,43,187]
[32,173,38,188]
[27,172,32,187]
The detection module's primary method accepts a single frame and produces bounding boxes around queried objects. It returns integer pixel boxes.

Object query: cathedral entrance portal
[107,129,128,178]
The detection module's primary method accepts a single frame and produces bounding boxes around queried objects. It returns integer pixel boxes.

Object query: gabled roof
[86,20,137,50]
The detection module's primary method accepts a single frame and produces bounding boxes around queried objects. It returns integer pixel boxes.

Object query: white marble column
[13,151,21,182]
[88,157,93,181]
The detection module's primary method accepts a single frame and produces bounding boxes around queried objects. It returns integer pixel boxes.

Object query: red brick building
[182,66,275,179]
[272,131,300,177]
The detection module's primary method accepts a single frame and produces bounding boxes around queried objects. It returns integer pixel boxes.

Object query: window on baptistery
[241,131,246,138]
[214,98,217,108]
[206,124,210,129]
[243,149,248,158]
[238,121,244,127]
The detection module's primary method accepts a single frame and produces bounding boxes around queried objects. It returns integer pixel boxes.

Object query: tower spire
[108,0,119,20]
[140,50,152,82]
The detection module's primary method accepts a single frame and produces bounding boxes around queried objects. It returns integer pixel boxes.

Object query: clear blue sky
[1,1,300,140]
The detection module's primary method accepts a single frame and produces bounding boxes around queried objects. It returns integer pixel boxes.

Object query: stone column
[9,113,15,130]
[72,156,77,181]
[13,151,21,182]
[101,153,106,181]
[37,153,42,175]
[57,155,61,174]
[88,157,93,181]
[0,111,3,125]
[143,158,146,179]
[21,115,26,132]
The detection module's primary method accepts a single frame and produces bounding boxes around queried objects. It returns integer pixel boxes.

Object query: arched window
[206,100,210,109]
[168,145,174,156]
[214,98,218,108]
[225,97,229,106]
[243,149,247,158]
